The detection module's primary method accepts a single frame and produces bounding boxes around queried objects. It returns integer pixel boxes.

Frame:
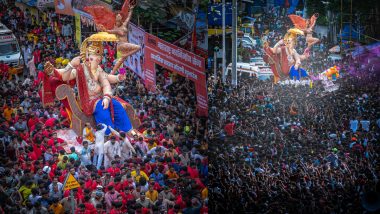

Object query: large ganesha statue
[41,35,140,135]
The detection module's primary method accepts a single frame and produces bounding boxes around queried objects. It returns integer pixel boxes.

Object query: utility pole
[231,0,237,87]
[222,0,226,84]
[214,46,218,84]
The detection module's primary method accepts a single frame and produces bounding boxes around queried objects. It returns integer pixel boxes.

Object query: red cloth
[45,118,56,127]
[76,65,96,116]
[0,63,9,76]
[224,123,235,136]
[106,167,121,177]
[33,50,41,64]
[33,144,45,159]
[28,118,40,129]
[120,192,134,203]
[85,180,98,191]
[187,166,199,179]
[28,151,38,161]
[47,138,64,147]
[84,202,96,214]
[200,207,208,214]
[60,107,68,118]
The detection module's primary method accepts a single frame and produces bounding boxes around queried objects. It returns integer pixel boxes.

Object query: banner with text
[125,24,146,79]
[144,34,208,117]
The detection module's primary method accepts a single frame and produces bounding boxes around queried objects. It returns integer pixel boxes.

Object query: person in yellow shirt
[131,165,149,183]
[201,187,208,200]
[82,123,95,143]
[145,185,158,202]
[147,140,157,150]
[19,180,37,205]
[3,105,13,121]
[57,150,67,162]
[49,198,64,214]
[166,167,179,180]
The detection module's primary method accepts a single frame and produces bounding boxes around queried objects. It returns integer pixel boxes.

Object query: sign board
[63,173,80,191]
[125,24,145,79]
[144,33,208,117]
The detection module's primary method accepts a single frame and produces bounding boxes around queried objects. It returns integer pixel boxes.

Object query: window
[0,42,19,55]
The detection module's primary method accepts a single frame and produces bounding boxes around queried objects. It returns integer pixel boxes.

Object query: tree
[306,0,379,42]
[132,0,175,33]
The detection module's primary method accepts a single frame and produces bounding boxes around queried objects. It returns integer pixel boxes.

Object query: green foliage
[156,29,181,42]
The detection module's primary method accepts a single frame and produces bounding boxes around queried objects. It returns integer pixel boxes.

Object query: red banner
[144,34,208,117]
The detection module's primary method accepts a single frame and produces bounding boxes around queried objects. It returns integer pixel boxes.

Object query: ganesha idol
[263,28,308,83]
[41,36,140,136]
[263,13,320,83]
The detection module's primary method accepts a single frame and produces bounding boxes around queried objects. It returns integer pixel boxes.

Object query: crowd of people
[208,6,380,214]
[0,1,208,213]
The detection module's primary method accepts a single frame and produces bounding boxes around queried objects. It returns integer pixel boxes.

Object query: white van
[226,62,273,81]
[226,62,259,78]
[0,23,24,72]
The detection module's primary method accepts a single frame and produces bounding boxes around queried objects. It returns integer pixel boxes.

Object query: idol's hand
[130,0,138,8]
[97,24,107,32]
[102,98,110,109]
[70,56,81,68]
[118,74,126,82]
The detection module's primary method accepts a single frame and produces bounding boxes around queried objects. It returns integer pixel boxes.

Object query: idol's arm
[107,29,125,36]
[272,39,284,54]
[106,74,120,84]
[56,67,77,81]
[44,61,77,81]
[293,50,301,70]
[100,72,113,95]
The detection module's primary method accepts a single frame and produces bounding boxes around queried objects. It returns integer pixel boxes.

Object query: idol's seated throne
[55,84,140,136]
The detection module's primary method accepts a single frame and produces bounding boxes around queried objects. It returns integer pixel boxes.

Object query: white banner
[124,24,145,79]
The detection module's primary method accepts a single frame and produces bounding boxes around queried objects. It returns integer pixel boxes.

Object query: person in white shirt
[80,141,93,167]
[109,126,136,162]
[104,136,121,169]
[27,55,36,77]
[135,137,149,157]
[93,124,107,170]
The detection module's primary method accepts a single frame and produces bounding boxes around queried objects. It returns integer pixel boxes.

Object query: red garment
[200,206,208,214]
[52,145,65,154]
[120,192,134,203]
[0,63,9,76]
[85,179,98,191]
[32,79,39,88]
[110,209,124,214]
[42,130,52,138]
[76,65,97,116]
[33,50,41,64]
[84,202,96,214]
[60,107,68,119]
[28,118,40,129]
[224,123,235,136]
[187,166,199,179]
[28,152,38,161]
[37,71,44,83]
[45,118,56,127]
[47,138,64,147]
[106,167,121,177]
[33,144,45,159]
[114,182,123,193]
[64,189,84,203]
[141,208,150,214]
[175,195,186,209]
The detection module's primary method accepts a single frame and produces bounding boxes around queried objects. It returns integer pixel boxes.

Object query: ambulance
[0,23,24,73]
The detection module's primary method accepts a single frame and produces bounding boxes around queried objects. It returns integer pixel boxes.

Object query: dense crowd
[208,6,380,214]
[0,1,208,214]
